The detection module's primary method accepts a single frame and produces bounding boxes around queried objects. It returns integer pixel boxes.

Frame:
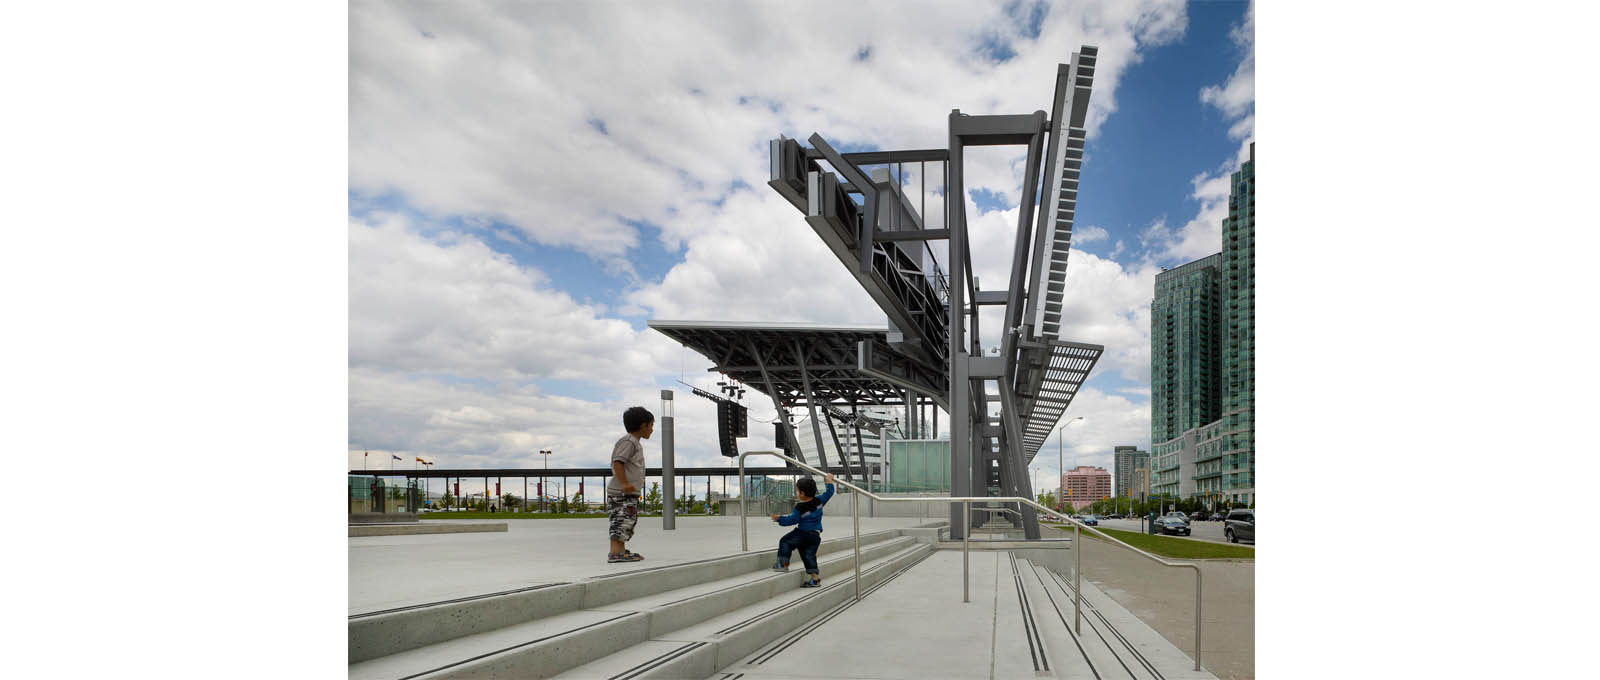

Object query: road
[1087,517,1254,546]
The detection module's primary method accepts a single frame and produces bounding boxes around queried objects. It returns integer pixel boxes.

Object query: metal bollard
[962,500,969,603]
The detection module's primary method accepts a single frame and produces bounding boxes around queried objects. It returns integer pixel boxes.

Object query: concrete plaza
[350,514,1238,678]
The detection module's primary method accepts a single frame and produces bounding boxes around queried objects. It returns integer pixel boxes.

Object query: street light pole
[1057,416,1083,513]
[538,449,553,512]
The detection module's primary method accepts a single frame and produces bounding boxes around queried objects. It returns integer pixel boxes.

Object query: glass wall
[885,439,951,494]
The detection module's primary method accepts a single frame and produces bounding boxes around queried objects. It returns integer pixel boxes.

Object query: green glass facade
[1220,143,1255,503]
[1150,252,1223,446]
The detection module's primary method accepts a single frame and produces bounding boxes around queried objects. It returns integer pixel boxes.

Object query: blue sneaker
[771,561,789,572]
[800,577,821,588]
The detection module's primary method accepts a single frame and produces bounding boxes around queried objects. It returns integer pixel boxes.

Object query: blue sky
[347,0,1255,488]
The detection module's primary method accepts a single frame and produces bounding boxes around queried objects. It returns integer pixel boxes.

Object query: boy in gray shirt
[606,406,653,563]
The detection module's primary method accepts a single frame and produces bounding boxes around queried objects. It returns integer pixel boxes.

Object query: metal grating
[1018,341,1103,462]
[1032,48,1097,340]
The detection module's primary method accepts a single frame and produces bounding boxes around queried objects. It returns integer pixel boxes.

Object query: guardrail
[737,449,1203,671]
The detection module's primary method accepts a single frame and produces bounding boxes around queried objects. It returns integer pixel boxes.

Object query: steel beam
[750,339,806,465]
[795,340,834,472]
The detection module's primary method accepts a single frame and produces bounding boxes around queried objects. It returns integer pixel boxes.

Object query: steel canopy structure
[651,47,1106,539]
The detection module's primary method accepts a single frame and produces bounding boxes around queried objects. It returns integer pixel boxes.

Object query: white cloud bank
[348,0,1197,469]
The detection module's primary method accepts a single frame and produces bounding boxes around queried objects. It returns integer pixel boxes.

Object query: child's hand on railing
[825,473,835,484]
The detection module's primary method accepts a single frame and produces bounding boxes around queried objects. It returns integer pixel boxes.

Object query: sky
[347,0,1255,496]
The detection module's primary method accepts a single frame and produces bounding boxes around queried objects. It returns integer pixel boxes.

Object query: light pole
[1057,417,1084,513]
[538,449,553,512]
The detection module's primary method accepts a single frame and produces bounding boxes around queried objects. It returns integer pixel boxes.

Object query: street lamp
[538,449,553,512]
[1057,417,1084,513]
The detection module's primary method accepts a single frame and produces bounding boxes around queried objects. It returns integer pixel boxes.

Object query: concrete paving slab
[721,550,1003,680]
[348,522,507,537]
[349,516,935,616]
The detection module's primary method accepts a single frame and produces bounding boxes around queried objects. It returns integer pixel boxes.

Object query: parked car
[1208,512,1225,521]
[1079,515,1099,526]
[1153,516,1191,536]
[1224,509,1255,543]
[1190,511,1208,522]
[1106,514,1123,519]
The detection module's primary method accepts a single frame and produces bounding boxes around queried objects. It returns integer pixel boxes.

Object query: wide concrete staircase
[348,524,942,679]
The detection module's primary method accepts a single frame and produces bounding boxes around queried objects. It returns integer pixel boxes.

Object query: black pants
[777,529,821,574]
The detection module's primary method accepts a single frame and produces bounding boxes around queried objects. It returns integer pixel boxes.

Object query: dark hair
[795,476,818,498]
[623,406,654,433]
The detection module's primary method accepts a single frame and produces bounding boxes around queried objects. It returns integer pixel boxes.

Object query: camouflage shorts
[607,494,639,542]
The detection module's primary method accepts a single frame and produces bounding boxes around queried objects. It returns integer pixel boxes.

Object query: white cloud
[1198,0,1255,157]
[349,0,1190,259]
[1075,225,1110,243]
[349,212,679,384]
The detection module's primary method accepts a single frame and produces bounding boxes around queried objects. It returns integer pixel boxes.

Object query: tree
[570,489,583,513]
[441,492,455,509]
[1037,491,1057,510]
[645,482,662,513]
[503,493,520,510]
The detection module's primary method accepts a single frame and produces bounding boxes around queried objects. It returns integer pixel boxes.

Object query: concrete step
[549,542,936,680]
[349,528,910,663]
[347,531,923,679]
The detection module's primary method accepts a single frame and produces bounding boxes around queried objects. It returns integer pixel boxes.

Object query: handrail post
[1194,566,1203,671]
[961,500,969,603]
[853,487,861,601]
[1074,522,1081,633]
[738,454,747,552]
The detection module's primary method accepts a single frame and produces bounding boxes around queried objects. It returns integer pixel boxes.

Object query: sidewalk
[1045,524,1256,680]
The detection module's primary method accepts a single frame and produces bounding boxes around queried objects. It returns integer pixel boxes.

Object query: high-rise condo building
[1150,143,1255,507]
[1112,445,1150,498]
[1061,465,1112,511]
[1151,253,1223,445]
[1219,143,1255,504]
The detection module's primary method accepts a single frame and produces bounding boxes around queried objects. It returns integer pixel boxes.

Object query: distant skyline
[348,0,1255,493]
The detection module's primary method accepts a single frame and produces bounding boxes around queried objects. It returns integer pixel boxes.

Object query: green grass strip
[418,512,607,520]
[1045,524,1254,560]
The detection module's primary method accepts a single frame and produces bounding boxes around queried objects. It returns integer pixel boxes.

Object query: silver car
[1224,509,1255,543]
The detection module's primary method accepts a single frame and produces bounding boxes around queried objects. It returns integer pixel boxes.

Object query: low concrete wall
[349,522,507,537]
[349,512,418,524]
[719,493,952,519]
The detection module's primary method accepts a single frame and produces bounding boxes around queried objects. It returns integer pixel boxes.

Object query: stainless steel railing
[737,449,1204,671]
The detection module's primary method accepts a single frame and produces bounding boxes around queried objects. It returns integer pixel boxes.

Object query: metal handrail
[737,449,1203,671]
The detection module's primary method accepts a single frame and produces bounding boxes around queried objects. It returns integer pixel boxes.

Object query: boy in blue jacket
[769,473,835,587]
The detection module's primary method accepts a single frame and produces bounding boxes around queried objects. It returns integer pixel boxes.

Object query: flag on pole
[392,454,402,462]
[416,457,425,464]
